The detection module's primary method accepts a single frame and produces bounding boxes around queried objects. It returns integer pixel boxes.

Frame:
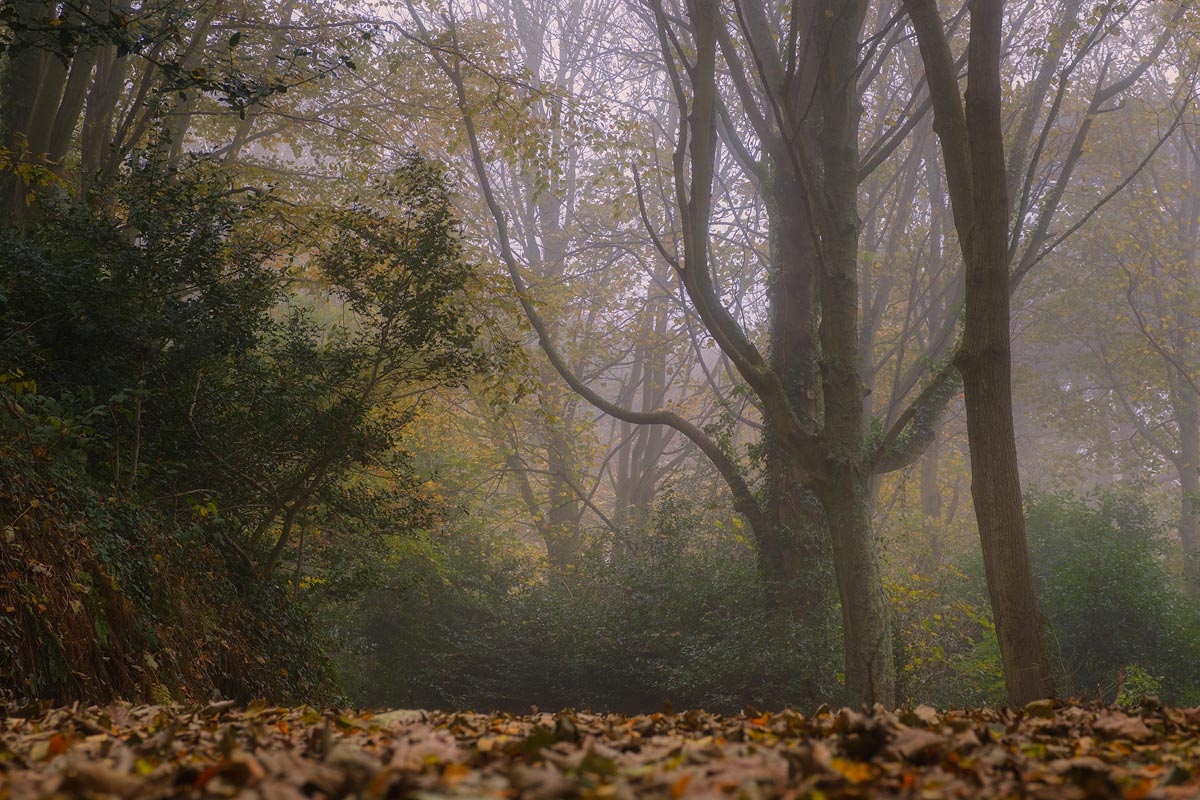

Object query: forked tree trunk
[813,0,895,707]
[763,176,832,626]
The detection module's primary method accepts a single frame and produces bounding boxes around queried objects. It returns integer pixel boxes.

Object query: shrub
[1026,488,1200,704]
[0,151,490,704]
[339,490,843,713]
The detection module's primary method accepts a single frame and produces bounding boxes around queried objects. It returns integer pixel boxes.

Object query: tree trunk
[1175,393,1200,595]
[1172,162,1200,595]
[762,173,832,623]
[957,336,1051,704]
[545,443,584,569]
[817,467,895,706]
[917,432,944,575]
[813,0,894,708]
[22,44,67,162]
[957,0,1052,708]
[761,443,829,622]
[80,43,125,194]
[905,0,1054,707]
[760,463,822,603]
[48,47,98,168]
[612,274,673,536]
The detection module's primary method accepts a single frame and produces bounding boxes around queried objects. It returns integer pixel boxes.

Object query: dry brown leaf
[891,727,945,763]
[1093,710,1154,741]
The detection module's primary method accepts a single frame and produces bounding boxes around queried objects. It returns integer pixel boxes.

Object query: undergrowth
[0,377,337,706]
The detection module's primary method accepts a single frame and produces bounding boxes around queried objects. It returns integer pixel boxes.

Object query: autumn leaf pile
[3,699,1200,798]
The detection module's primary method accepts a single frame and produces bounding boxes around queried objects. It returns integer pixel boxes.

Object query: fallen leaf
[1024,699,1056,719]
[891,727,944,764]
[1093,711,1153,741]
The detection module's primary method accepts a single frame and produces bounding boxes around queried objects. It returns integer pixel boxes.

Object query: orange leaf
[193,761,225,790]
[441,762,472,789]
[47,733,70,756]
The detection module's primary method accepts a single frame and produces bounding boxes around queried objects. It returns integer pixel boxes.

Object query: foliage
[0,372,337,704]
[886,486,1200,708]
[889,566,1006,709]
[3,0,1196,716]
[339,488,843,713]
[1116,665,1164,711]
[0,150,497,704]
[877,473,1200,709]
[873,464,1009,709]
[1025,488,1200,705]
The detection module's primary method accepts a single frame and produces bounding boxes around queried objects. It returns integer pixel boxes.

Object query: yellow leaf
[831,757,873,783]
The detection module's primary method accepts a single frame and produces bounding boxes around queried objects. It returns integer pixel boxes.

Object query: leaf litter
[3,699,1200,798]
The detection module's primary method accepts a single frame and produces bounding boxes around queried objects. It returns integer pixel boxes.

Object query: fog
[3,0,1199,710]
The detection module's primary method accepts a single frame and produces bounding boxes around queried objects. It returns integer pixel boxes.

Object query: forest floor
[2,700,1199,798]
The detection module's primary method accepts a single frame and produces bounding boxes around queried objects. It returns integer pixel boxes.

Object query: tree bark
[814,0,894,707]
[761,446,828,619]
[1171,157,1200,594]
[80,42,125,193]
[48,46,98,168]
[1173,380,1200,595]
[761,168,832,623]
[612,278,674,536]
[903,0,1053,706]
[962,0,1053,707]
[817,466,895,706]
[1,0,59,220]
[957,333,1051,705]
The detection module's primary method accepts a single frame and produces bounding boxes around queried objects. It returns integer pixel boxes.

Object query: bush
[0,372,339,704]
[1026,488,1200,704]
[0,150,491,705]
[339,490,843,713]
[889,564,1006,709]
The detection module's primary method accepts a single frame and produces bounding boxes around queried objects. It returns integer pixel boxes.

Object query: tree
[1019,70,1200,594]
[0,0,378,215]
[193,153,499,578]
[410,0,985,706]
[2,142,496,578]
[393,0,761,579]
[0,0,519,700]
[904,0,1194,704]
[398,0,1198,708]
[903,0,1053,705]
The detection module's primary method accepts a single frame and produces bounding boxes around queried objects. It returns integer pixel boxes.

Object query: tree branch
[420,2,775,541]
